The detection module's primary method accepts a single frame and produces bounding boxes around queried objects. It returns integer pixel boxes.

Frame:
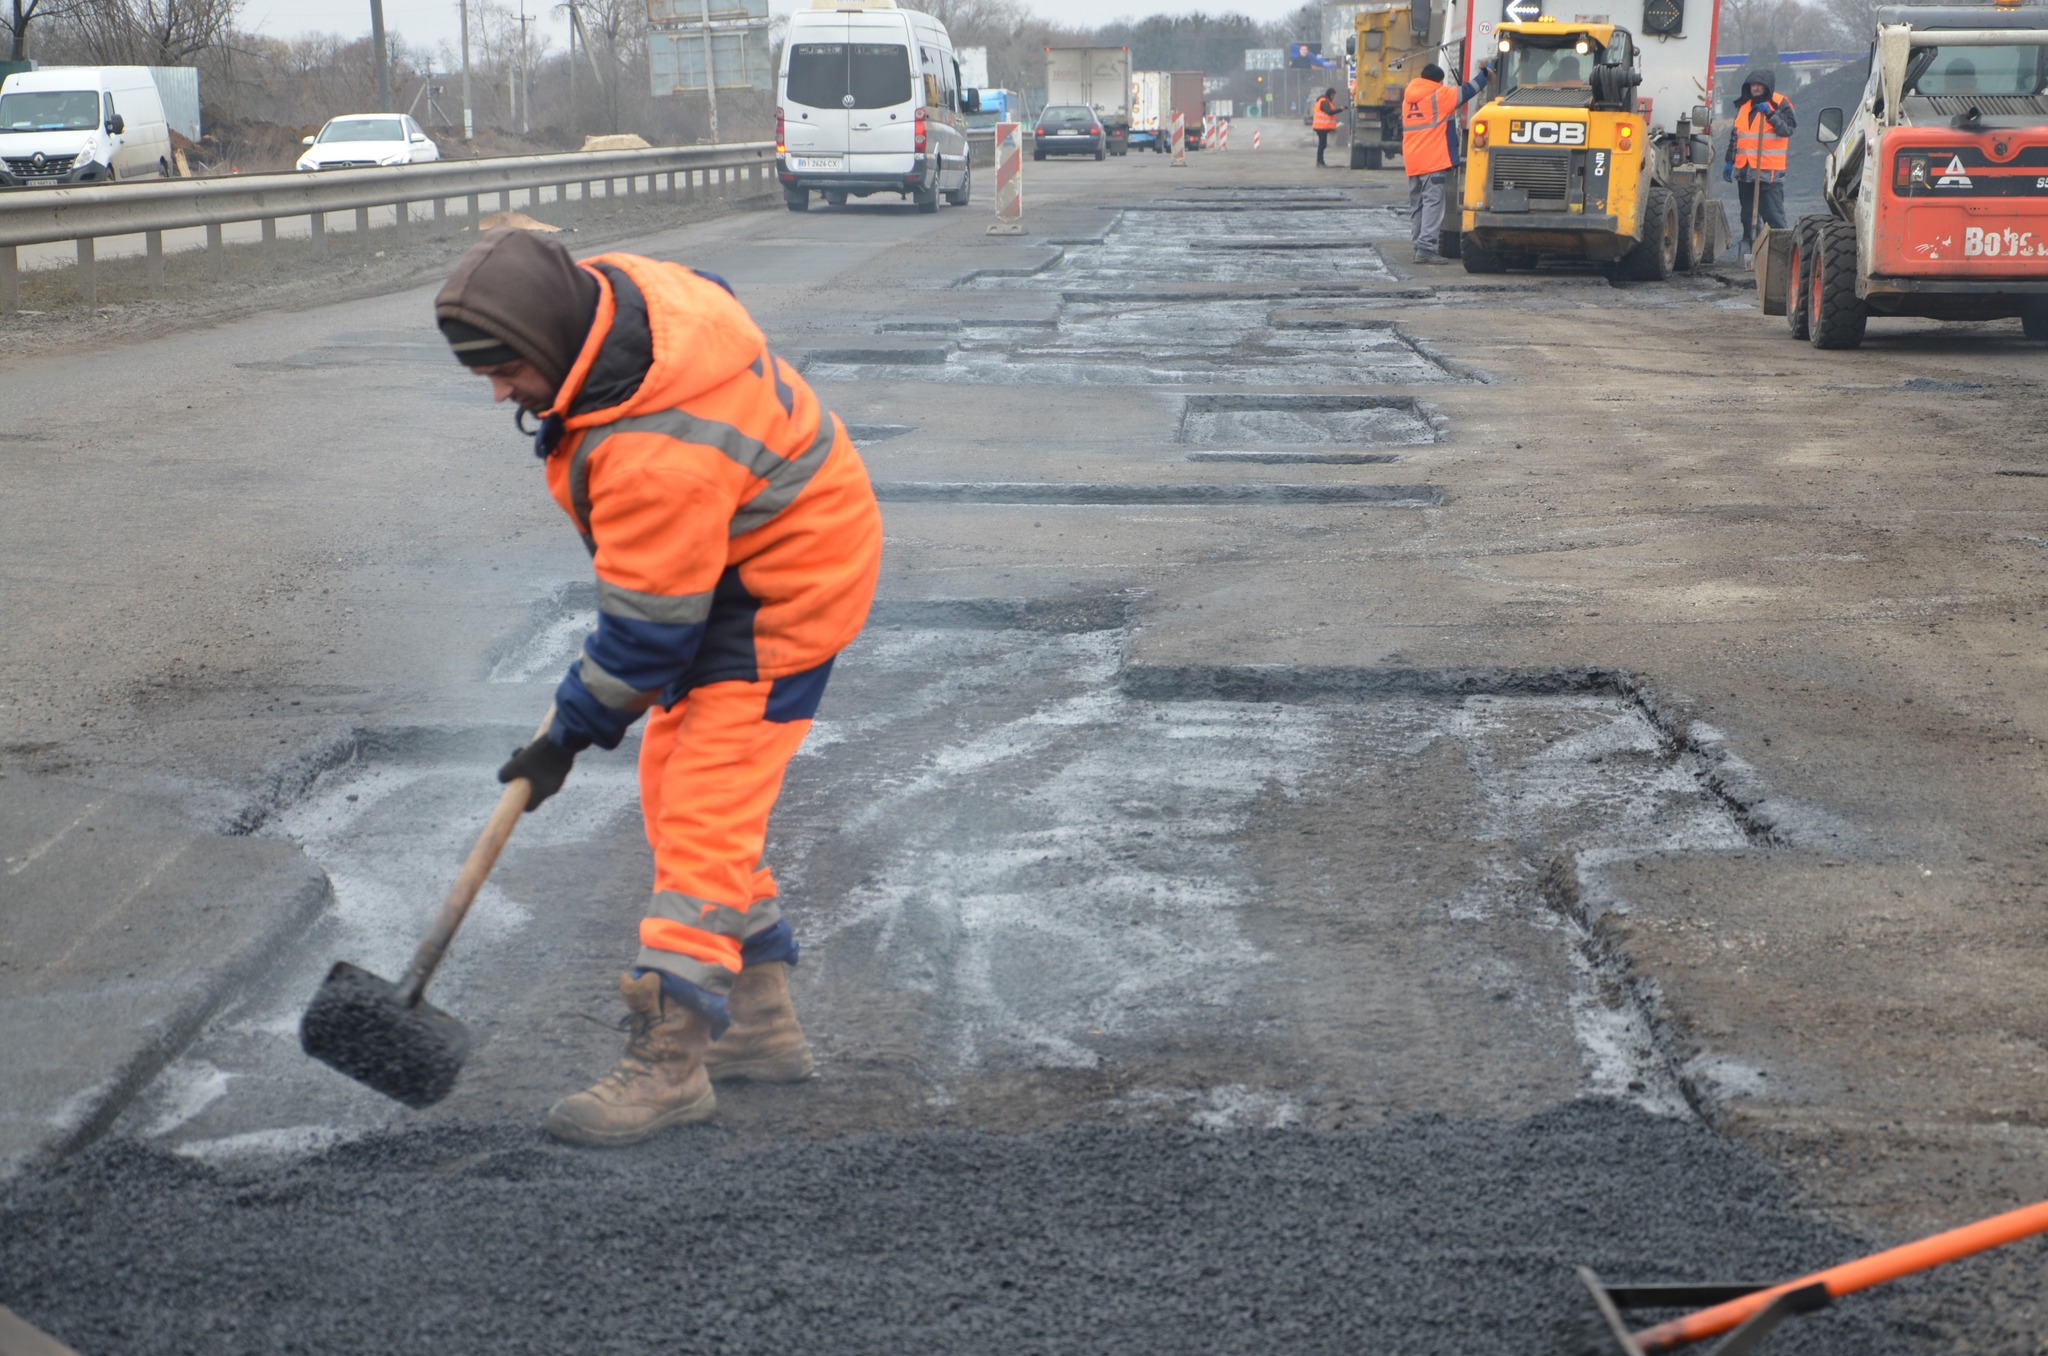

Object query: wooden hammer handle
[396,709,555,1007]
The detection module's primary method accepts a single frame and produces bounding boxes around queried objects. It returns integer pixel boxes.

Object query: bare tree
[4,0,91,60]
[61,0,242,64]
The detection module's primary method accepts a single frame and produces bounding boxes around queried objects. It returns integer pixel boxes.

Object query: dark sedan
[1032,104,1106,160]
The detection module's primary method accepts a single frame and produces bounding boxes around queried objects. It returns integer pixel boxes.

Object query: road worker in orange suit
[1401,59,1492,265]
[1312,87,1344,167]
[435,229,882,1147]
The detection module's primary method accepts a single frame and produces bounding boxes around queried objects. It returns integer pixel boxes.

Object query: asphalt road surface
[5,123,2048,1352]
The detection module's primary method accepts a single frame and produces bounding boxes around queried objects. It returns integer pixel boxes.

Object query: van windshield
[787,42,913,109]
[0,91,101,133]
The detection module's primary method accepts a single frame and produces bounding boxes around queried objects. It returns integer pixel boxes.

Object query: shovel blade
[299,960,470,1108]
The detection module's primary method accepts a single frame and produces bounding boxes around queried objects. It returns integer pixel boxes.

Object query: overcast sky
[237,0,1306,68]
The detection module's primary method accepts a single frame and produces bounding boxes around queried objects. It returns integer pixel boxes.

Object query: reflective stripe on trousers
[632,665,830,994]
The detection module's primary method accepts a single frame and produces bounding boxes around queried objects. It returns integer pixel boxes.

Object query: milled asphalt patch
[0,1101,2004,1355]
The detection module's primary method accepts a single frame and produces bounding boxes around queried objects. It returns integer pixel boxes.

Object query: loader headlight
[1575,38,1591,54]
[1499,37,1512,52]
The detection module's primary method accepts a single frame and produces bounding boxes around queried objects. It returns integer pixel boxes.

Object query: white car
[296,114,440,171]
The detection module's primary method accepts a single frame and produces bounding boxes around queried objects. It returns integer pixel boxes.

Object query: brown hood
[434,228,601,392]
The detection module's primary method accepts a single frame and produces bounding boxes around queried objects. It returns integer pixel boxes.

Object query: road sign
[1245,47,1285,71]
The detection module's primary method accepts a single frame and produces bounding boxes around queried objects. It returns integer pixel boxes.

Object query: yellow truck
[1456,15,1725,277]
[1344,4,1434,170]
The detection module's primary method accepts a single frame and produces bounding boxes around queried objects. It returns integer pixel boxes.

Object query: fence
[0,141,776,313]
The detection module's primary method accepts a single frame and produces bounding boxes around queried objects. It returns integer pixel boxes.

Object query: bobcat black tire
[1620,186,1678,281]
[1350,141,1370,168]
[1673,185,1707,272]
[1786,219,1815,341]
[1809,217,1868,349]
[1461,234,1508,274]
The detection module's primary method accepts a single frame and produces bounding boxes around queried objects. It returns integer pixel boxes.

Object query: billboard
[1244,47,1285,70]
[649,28,774,93]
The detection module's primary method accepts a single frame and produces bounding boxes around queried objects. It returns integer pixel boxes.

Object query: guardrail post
[356,205,373,256]
[310,211,326,258]
[260,217,277,264]
[76,237,96,307]
[497,189,511,214]
[1,245,16,315]
[466,193,480,234]
[146,230,164,292]
[434,195,448,237]
[206,222,225,278]
[393,200,410,247]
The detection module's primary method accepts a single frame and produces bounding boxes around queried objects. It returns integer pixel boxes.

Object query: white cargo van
[775,0,974,213]
[0,66,173,188]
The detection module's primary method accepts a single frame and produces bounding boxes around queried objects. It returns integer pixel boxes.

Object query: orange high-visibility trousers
[632,668,825,995]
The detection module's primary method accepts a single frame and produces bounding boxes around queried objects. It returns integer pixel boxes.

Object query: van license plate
[25,177,58,187]
[788,156,842,171]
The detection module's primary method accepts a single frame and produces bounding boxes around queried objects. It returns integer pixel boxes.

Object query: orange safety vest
[541,253,882,749]
[1400,77,1460,175]
[1313,96,1340,131]
[1732,93,1793,174]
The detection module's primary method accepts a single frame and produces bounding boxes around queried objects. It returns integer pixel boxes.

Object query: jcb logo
[1508,120,1586,145]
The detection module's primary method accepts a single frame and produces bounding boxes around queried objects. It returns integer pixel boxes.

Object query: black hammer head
[299,961,470,1108]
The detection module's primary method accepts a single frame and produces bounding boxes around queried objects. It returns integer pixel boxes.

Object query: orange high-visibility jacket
[1313,96,1340,131]
[1732,93,1793,174]
[1401,67,1487,175]
[539,253,882,752]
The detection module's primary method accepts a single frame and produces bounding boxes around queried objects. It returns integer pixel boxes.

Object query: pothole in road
[130,597,1762,1160]
[1178,393,1443,448]
[966,206,1404,290]
[802,300,1454,388]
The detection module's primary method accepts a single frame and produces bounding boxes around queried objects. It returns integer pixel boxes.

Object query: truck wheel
[1786,221,1812,340]
[1809,217,1867,349]
[784,188,809,212]
[1673,186,1707,272]
[1621,187,1678,281]
[825,190,848,207]
[1368,145,1386,170]
[1460,235,1507,274]
[915,181,940,213]
[946,165,971,206]
[1350,141,1370,169]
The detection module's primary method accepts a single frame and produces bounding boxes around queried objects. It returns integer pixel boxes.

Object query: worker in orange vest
[1722,69,1796,260]
[436,229,882,1147]
[1401,59,1492,265]
[1312,87,1344,167]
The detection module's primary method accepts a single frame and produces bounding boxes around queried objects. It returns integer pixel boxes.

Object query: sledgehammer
[299,711,553,1107]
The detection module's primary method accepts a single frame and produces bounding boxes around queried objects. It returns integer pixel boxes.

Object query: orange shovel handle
[1636,1196,2048,1351]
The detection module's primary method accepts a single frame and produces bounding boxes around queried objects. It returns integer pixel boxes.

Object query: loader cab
[1493,23,1641,111]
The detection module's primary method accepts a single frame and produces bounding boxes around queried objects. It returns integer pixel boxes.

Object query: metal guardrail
[0,140,776,313]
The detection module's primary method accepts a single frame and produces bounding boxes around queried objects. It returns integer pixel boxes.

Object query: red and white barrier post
[989,121,1022,234]
[1214,118,1228,150]
[1171,111,1187,166]
[1252,127,1261,151]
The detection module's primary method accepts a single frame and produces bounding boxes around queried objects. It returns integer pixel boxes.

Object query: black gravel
[0,1100,2022,1355]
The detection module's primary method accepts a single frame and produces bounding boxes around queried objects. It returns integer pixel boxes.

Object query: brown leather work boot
[703,962,815,1083]
[543,972,716,1146]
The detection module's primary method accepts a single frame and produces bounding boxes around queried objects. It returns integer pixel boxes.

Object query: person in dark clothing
[1722,69,1796,257]
[1312,88,1344,167]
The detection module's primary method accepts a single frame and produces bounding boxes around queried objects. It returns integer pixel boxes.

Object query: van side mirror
[1817,106,1843,144]
[1410,0,1430,40]
[107,113,124,134]
[1345,34,1356,55]
[962,88,980,114]
[1691,103,1710,131]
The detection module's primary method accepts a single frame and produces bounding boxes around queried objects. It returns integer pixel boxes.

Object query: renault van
[775,0,975,213]
[0,66,173,187]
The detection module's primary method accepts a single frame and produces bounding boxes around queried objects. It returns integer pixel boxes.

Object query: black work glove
[498,735,576,811]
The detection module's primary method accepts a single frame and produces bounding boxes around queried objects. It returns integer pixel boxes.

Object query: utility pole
[460,0,474,139]
[517,4,531,133]
[370,0,392,112]
[698,0,718,144]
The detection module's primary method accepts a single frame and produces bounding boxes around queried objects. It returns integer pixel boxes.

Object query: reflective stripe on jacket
[541,254,883,752]
[1732,94,1793,176]
[1313,96,1339,131]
